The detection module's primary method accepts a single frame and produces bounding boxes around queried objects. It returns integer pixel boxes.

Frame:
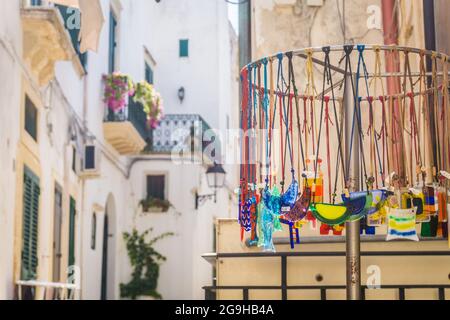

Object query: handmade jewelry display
[238,45,450,251]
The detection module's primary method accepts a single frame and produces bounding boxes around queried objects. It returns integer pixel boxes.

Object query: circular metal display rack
[237,44,449,299]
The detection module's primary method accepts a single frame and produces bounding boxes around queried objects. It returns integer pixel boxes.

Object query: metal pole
[344,74,361,300]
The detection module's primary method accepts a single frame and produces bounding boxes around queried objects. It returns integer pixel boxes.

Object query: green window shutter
[179,39,189,57]
[109,12,117,73]
[68,197,76,270]
[145,63,154,84]
[21,167,40,281]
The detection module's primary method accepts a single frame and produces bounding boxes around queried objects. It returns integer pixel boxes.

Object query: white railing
[16,280,79,300]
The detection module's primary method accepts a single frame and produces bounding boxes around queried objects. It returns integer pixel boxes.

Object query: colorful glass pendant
[310,202,350,226]
[284,187,312,223]
[402,191,429,222]
[281,180,299,208]
[342,190,389,216]
[386,207,419,241]
[260,205,276,252]
[346,193,372,222]
[263,186,282,216]
[239,198,253,232]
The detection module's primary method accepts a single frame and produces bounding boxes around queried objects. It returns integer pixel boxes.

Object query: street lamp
[195,162,226,209]
[178,87,185,103]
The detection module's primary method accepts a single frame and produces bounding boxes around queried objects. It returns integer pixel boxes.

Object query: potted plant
[140,197,172,213]
[133,81,164,129]
[120,228,173,300]
[103,72,135,119]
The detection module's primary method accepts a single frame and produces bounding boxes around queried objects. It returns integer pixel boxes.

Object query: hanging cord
[418,51,427,183]
[391,95,402,187]
[343,45,368,190]
[257,63,263,184]
[400,50,413,186]
[371,46,388,186]
[379,96,389,185]
[278,53,295,187]
[249,63,259,198]
[308,47,330,197]
[305,49,319,160]
[287,52,307,176]
[275,57,286,189]
[341,45,356,189]
[312,47,331,194]
[269,58,275,187]
[285,52,296,181]
[262,58,270,187]
[247,65,253,191]
[359,47,383,189]
[321,50,347,201]
[318,46,338,201]
[303,96,310,166]
[324,96,333,201]
[442,55,449,172]
[404,50,423,184]
[366,96,376,187]
[270,54,284,188]
[281,79,295,184]
[354,45,370,190]
[432,52,440,181]
[439,55,448,173]
[419,51,432,183]
[239,68,249,222]
[333,99,346,203]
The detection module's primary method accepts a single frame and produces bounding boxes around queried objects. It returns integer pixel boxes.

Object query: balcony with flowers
[103,73,163,156]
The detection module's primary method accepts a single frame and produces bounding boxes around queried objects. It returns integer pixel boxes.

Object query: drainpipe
[381,0,404,184]
[422,0,438,177]
[79,69,89,300]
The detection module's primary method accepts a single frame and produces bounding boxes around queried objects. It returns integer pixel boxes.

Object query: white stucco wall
[0,0,238,300]
[0,0,23,301]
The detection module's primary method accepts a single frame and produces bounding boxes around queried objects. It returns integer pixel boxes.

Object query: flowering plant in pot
[103,72,135,115]
[133,81,164,129]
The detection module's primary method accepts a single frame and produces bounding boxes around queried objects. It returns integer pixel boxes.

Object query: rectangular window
[109,11,118,73]
[25,95,38,141]
[72,146,77,173]
[146,175,165,200]
[21,167,40,281]
[145,63,154,85]
[91,213,97,250]
[179,39,189,57]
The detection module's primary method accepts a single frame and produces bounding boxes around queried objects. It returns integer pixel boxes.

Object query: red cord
[279,93,285,185]
[379,96,387,183]
[310,96,316,156]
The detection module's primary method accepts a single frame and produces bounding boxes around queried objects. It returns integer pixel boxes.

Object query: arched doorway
[101,194,116,300]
